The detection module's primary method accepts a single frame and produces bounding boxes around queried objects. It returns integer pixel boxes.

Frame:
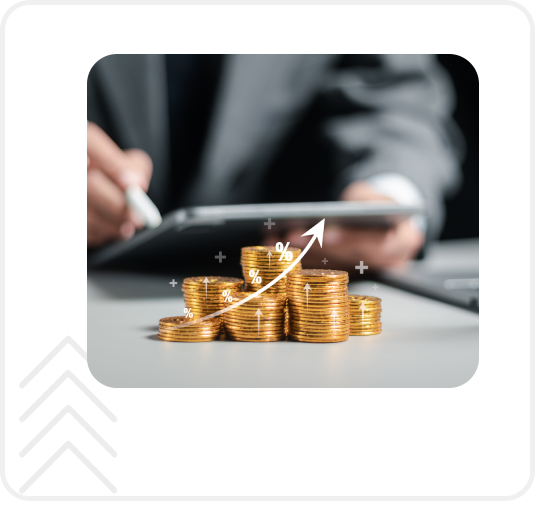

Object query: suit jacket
[87,54,463,239]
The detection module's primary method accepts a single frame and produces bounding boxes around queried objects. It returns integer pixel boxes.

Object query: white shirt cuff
[364,172,427,234]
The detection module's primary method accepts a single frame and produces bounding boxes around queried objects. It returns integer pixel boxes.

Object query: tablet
[87,201,424,268]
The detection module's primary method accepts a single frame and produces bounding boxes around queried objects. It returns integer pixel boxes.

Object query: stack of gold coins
[348,295,382,335]
[287,269,350,343]
[223,291,286,342]
[182,277,244,326]
[240,246,302,294]
[157,316,221,342]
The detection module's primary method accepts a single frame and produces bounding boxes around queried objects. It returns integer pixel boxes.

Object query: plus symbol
[322,258,328,265]
[355,261,369,274]
[215,251,226,263]
[264,218,276,230]
[169,279,177,287]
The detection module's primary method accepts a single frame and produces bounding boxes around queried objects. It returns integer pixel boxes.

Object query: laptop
[377,239,479,313]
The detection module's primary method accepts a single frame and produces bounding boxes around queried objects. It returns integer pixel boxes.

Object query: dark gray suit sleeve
[321,54,464,239]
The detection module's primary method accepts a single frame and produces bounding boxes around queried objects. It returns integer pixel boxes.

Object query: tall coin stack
[241,246,302,294]
[348,295,382,335]
[287,269,350,343]
[223,291,287,341]
[182,276,244,329]
[157,316,221,342]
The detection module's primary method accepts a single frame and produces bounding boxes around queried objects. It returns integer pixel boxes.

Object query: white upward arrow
[331,308,338,324]
[359,301,366,320]
[171,219,326,329]
[255,308,263,337]
[267,250,272,270]
[203,277,210,299]
[303,283,311,312]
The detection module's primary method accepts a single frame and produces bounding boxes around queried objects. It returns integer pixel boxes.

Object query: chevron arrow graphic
[19,336,86,388]
[19,370,116,422]
[19,405,116,457]
[19,441,116,494]
[18,336,117,496]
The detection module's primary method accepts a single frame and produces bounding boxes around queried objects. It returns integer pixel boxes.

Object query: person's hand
[87,122,153,248]
[263,181,424,271]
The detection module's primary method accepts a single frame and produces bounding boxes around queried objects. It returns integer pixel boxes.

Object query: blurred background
[87,54,478,280]
[437,55,478,240]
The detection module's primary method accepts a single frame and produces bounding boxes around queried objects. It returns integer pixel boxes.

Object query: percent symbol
[222,290,233,302]
[184,307,193,318]
[249,269,262,284]
[276,242,293,261]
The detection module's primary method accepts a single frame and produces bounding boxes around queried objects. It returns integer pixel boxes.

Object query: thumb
[124,149,153,193]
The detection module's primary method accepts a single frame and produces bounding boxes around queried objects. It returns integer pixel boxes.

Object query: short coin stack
[157,316,221,342]
[182,277,244,326]
[348,295,382,335]
[223,291,287,342]
[241,246,302,294]
[287,269,350,343]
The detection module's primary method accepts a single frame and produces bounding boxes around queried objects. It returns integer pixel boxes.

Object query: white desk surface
[87,239,479,388]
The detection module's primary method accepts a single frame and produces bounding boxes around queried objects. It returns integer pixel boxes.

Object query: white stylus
[125,185,162,229]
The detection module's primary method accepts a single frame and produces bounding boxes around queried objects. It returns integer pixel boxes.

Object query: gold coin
[183,276,244,285]
[351,307,382,313]
[288,335,348,343]
[157,315,221,341]
[158,335,216,342]
[286,307,349,313]
[224,321,285,329]
[225,327,285,335]
[228,336,285,342]
[158,325,219,333]
[288,317,350,323]
[159,316,219,327]
[352,324,381,329]
[289,299,349,304]
[351,329,382,335]
[349,295,381,302]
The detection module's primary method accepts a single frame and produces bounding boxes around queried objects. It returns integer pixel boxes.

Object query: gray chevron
[19,441,116,494]
[20,405,116,457]
[19,370,116,422]
[20,336,86,388]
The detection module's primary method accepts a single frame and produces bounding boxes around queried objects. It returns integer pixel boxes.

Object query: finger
[390,220,425,263]
[88,209,121,248]
[262,232,282,247]
[87,206,121,238]
[328,228,399,268]
[285,226,392,270]
[339,180,395,202]
[87,221,135,248]
[87,122,145,190]
[285,226,387,259]
[284,228,311,249]
[87,207,136,248]
[124,149,153,192]
[87,169,143,227]
[88,206,122,236]
[328,225,422,269]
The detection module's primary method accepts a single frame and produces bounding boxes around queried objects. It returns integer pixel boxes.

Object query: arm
[270,55,464,269]
[324,54,464,239]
